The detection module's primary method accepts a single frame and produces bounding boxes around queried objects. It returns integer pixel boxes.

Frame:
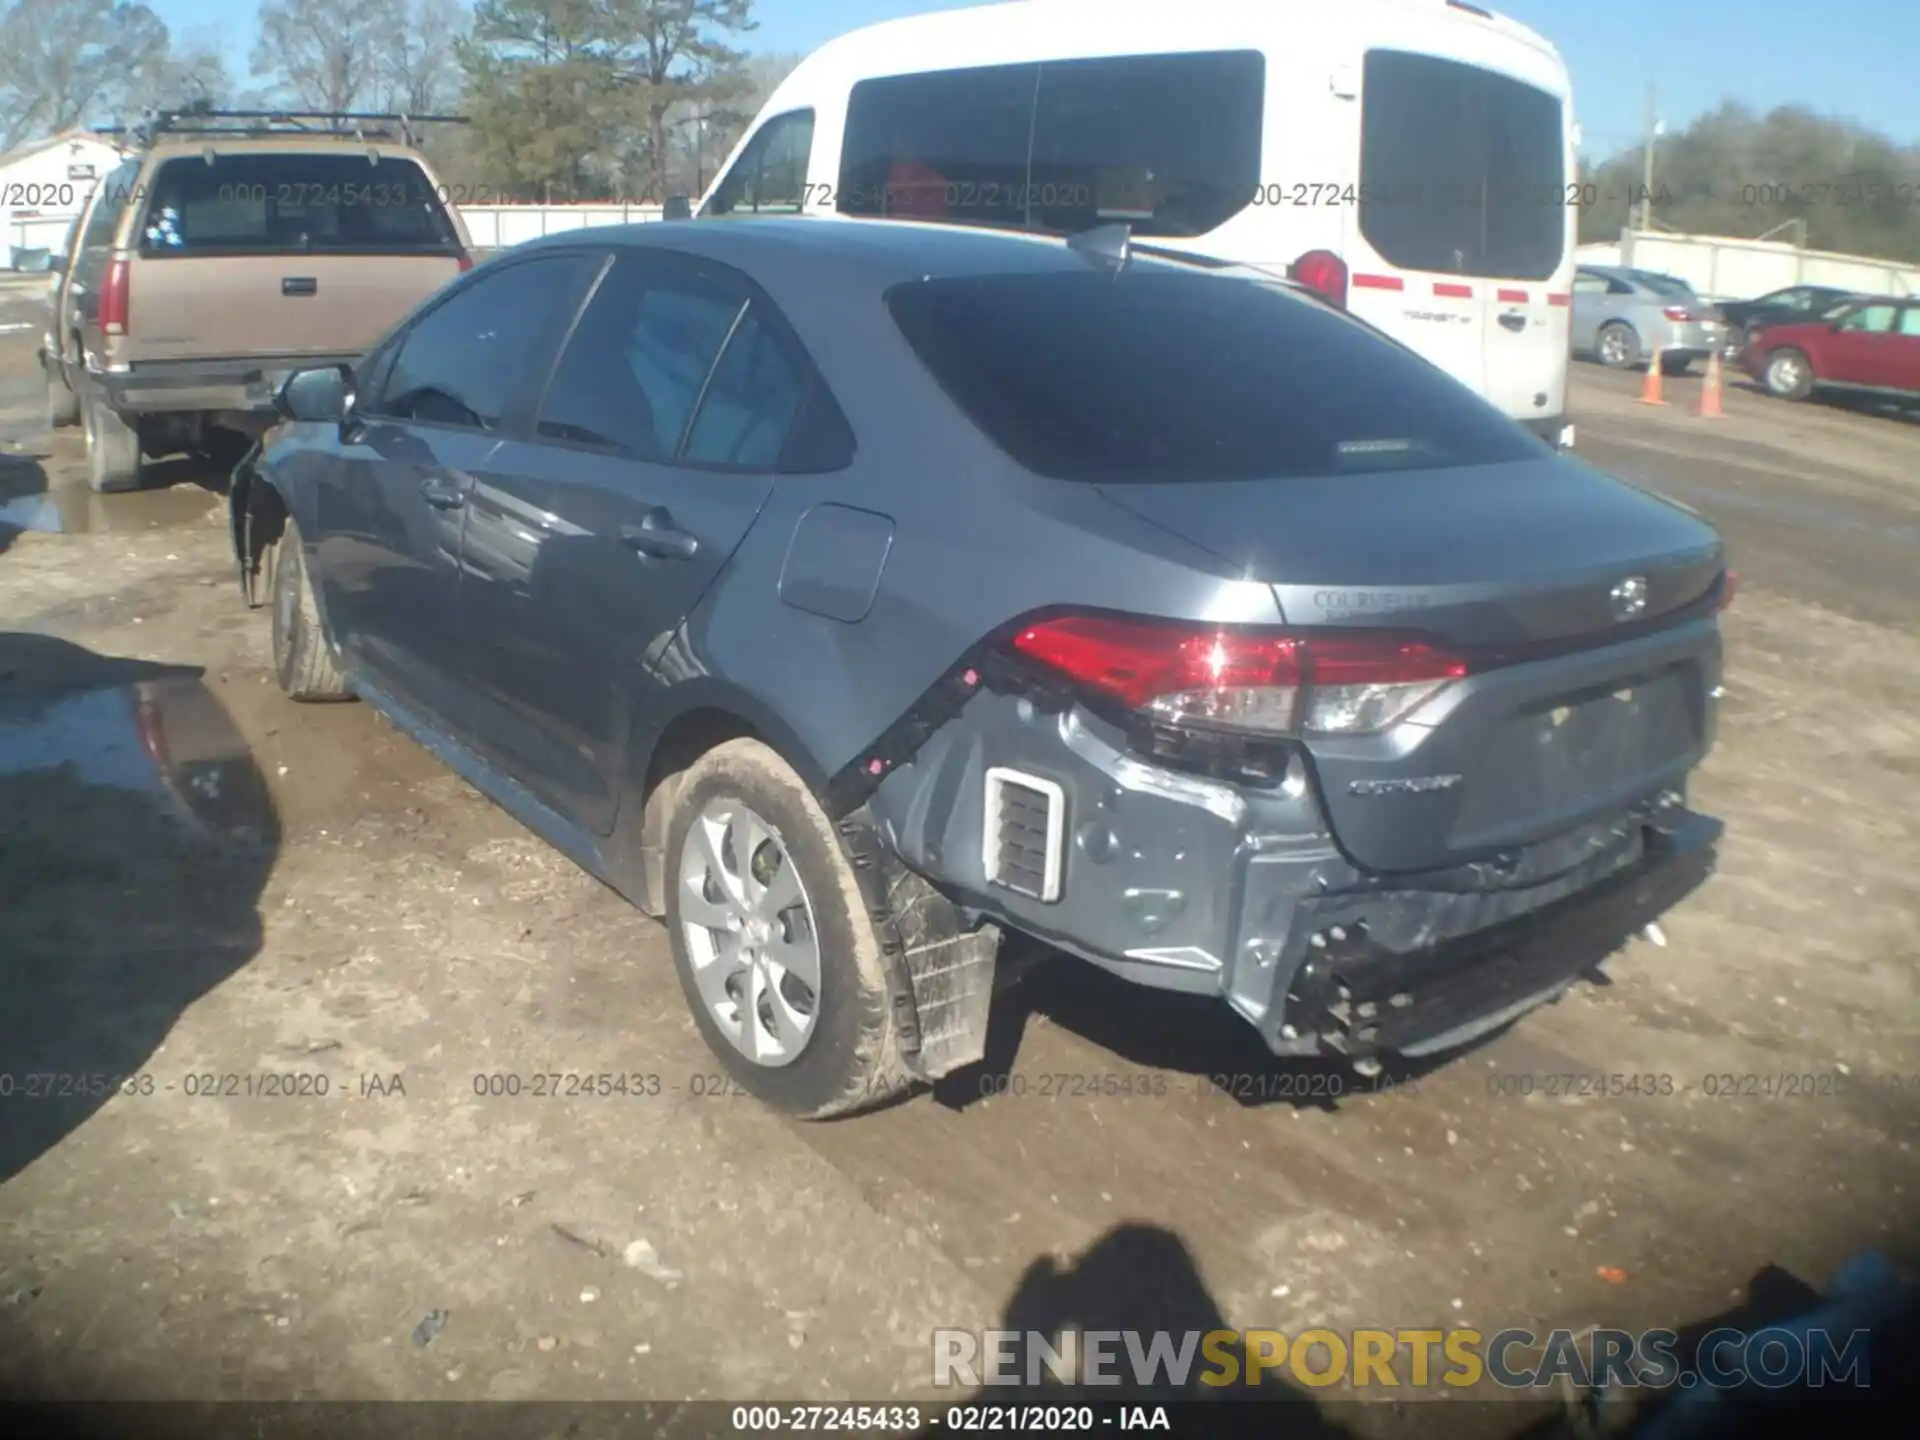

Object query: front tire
[269,516,353,701]
[664,739,913,1119]
[83,396,143,492]
[1763,347,1815,401]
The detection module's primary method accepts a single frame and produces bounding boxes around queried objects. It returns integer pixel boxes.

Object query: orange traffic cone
[1638,349,1667,406]
[1695,348,1726,419]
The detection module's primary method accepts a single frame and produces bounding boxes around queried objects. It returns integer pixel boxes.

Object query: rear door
[1820,301,1901,385]
[124,149,469,365]
[458,251,817,832]
[1350,49,1572,422]
[1892,305,1920,393]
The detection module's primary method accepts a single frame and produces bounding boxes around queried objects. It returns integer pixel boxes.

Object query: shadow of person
[0,448,52,556]
[0,633,280,1186]
[918,1223,1358,1437]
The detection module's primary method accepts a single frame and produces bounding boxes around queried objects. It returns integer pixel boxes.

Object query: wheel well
[634,707,763,917]
[240,477,289,607]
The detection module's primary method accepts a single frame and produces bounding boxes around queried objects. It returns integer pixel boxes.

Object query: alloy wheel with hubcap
[1597,323,1639,369]
[678,799,821,1067]
[1765,349,1813,400]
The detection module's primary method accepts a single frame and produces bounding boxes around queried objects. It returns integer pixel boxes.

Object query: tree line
[4,0,1918,263]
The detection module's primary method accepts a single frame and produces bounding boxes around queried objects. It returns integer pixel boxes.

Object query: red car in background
[1739,295,1920,406]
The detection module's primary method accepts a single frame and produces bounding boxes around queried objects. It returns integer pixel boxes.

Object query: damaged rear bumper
[863,687,1719,1070]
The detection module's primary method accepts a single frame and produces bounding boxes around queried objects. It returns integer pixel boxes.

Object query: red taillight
[1289,249,1348,308]
[1008,615,1467,737]
[1715,570,1738,612]
[457,253,474,273]
[132,690,169,770]
[101,257,130,335]
[1662,305,1697,322]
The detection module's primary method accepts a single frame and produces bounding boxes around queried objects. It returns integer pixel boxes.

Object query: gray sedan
[231,217,1727,1117]
[1572,264,1728,374]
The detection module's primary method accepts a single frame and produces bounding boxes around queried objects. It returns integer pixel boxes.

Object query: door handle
[419,476,466,510]
[1498,313,1527,333]
[282,277,318,297]
[621,509,699,561]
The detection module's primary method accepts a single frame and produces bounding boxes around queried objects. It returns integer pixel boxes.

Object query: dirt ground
[2,271,1916,1436]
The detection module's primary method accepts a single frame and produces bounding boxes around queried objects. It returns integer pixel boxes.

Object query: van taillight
[101,258,130,336]
[457,253,474,273]
[1289,250,1348,308]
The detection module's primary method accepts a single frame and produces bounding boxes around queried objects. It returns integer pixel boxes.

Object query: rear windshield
[1631,271,1695,298]
[1358,50,1565,280]
[136,153,462,256]
[887,268,1546,483]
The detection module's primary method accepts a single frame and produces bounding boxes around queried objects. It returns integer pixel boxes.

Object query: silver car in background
[1571,265,1727,375]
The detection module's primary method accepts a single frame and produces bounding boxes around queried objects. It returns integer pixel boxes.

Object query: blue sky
[156,0,1918,162]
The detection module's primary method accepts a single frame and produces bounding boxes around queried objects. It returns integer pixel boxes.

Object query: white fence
[1578,229,1920,302]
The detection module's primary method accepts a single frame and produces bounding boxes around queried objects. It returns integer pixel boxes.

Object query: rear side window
[81,160,141,249]
[1899,307,1920,338]
[683,309,807,467]
[887,269,1544,482]
[136,153,462,256]
[838,51,1263,238]
[1358,50,1565,280]
[1631,271,1694,299]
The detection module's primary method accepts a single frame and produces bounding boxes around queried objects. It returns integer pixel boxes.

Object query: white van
[693,0,1580,447]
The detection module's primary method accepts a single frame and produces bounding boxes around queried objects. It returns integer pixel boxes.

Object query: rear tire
[663,738,913,1120]
[1762,348,1815,401]
[269,516,353,701]
[83,396,143,492]
[1596,321,1641,370]
[45,363,80,429]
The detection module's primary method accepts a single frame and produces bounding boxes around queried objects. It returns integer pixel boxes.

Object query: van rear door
[1347,48,1571,430]
[123,150,469,366]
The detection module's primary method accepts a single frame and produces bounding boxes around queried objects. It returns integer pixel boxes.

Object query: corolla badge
[1609,575,1649,622]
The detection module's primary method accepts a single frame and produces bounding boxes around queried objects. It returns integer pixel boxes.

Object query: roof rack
[115,103,470,150]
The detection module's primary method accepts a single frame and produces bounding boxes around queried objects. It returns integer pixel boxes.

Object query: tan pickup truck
[40,109,474,492]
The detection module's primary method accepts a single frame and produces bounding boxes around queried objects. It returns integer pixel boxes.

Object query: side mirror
[277,364,352,424]
[663,194,692,221]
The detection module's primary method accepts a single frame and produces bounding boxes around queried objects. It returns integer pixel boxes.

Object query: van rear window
[1358,50,1565,280]
[838,51,1264,238]
[137,154,462,256]
[887,268,1544,483]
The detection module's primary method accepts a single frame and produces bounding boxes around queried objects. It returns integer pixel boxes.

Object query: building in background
[1,131,130,267]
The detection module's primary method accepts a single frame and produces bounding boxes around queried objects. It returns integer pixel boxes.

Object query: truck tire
[45,363,80,429]
[663,738,914,1119]
[269,517,353,701]
[83,396,143,492]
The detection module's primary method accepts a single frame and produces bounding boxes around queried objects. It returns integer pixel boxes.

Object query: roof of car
[514,215,1195,288]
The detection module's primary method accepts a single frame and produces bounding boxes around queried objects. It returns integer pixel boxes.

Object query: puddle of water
[0,477,221,535]
[0,666,272,846]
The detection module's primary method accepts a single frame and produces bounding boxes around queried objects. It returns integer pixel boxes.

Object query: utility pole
[1639,85,1659,232]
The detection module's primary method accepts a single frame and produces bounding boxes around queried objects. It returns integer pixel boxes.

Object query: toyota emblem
[1610,575,1648,622]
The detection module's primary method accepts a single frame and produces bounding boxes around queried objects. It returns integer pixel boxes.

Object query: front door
[314,252,593,725]
[457,251,813,833]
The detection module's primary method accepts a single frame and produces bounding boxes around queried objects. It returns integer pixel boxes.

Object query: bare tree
[381,0,469,115]
[250,0,387,115]
[0,0,170,149]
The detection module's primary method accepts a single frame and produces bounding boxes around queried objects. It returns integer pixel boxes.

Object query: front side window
[137,153,462,256]
[704,110,815,217]
[1839,303,1898,333]
[372,256,584,430]
[1358,50,1565,280]
[837,51,1263,238]
[888,267,1542,483]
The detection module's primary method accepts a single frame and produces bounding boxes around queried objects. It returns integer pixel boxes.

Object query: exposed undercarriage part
[836,648,1720,1070]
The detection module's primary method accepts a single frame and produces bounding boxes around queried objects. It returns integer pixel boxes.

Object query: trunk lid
[1096,457,1725,874]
